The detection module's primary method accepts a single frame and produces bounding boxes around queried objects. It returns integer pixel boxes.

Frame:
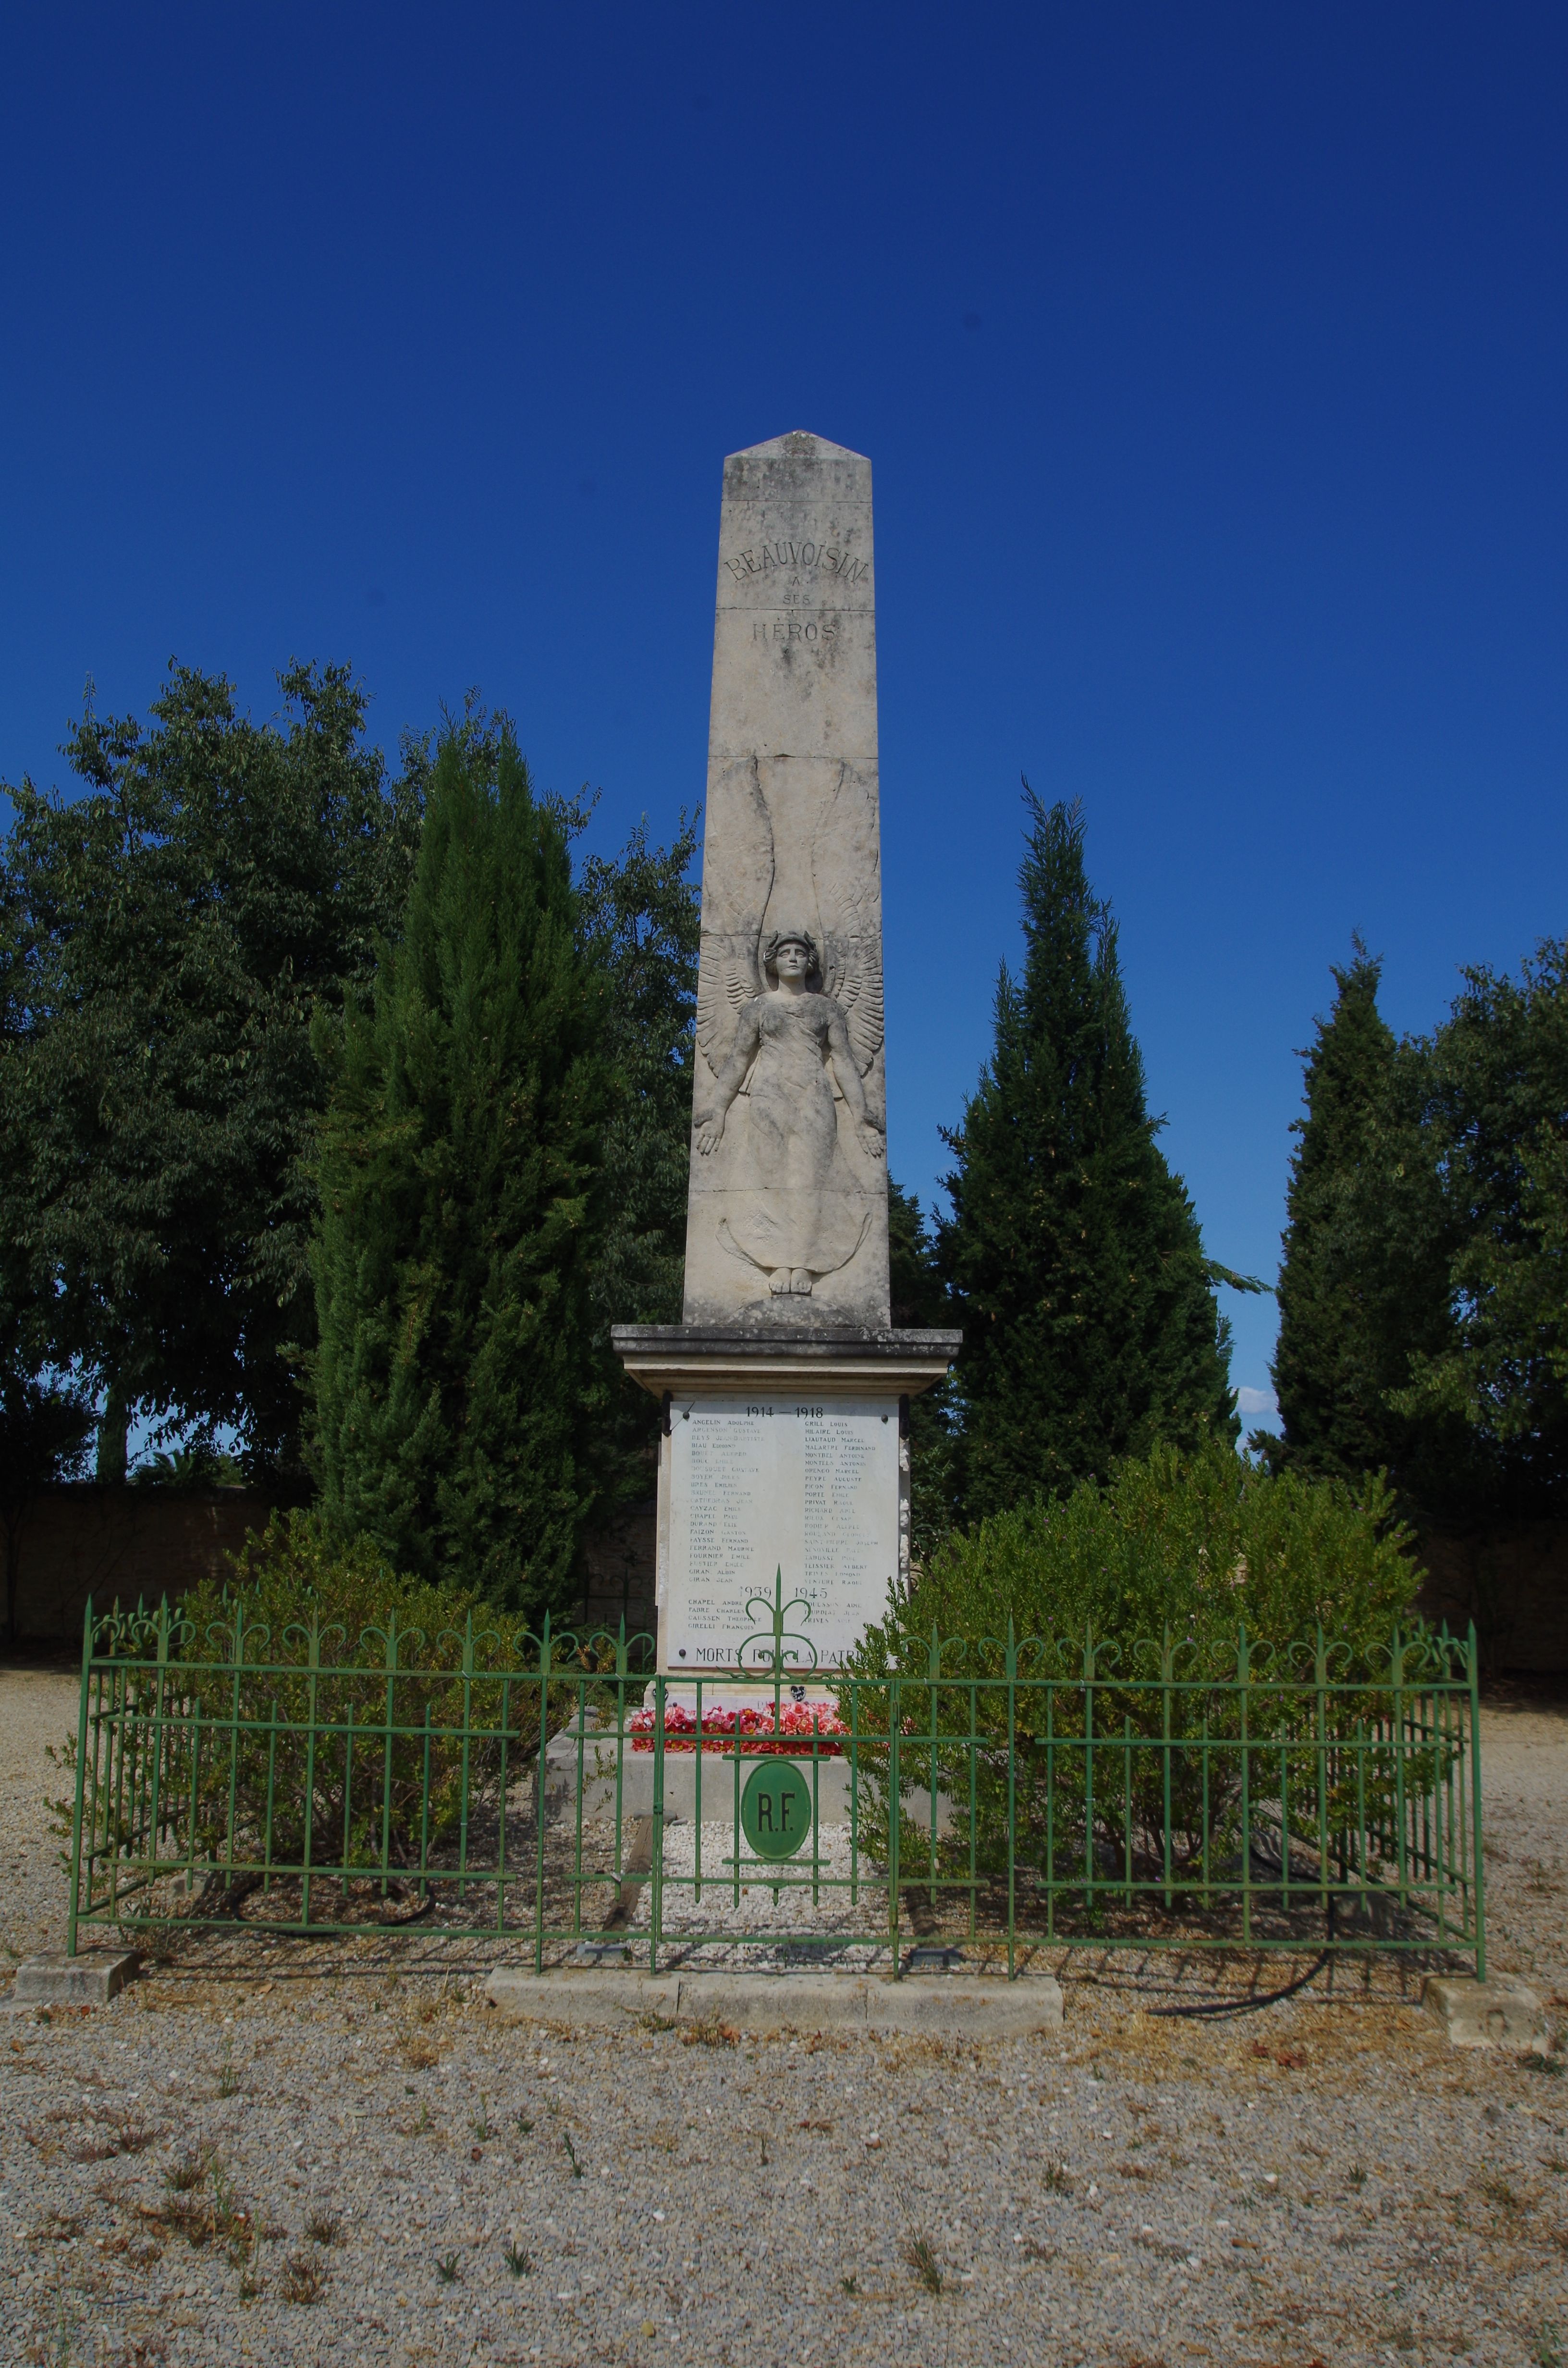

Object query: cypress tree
[938,791,1234,1520]
[886,1175,959,1560]
[578,813,700,1517]
[1268,942,1455,1500]
[579,815,699,1337]
[310,714,610,1615]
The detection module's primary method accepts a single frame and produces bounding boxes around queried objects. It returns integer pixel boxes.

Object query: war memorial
[3,420,1544,2368]
[45,432,1507,2054]
[614,430,961,1687]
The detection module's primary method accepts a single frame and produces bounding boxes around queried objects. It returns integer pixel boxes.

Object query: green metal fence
[67,1597,1486,1978]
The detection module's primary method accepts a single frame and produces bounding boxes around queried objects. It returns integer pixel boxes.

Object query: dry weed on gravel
[3,1666,1566,2368]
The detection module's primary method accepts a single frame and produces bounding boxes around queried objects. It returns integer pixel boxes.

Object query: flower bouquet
[628,1701,851,1756]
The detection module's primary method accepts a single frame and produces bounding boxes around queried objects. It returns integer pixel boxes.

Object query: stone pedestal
[612,1325,959,1680]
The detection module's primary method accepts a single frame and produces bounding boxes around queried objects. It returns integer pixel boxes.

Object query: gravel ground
[627,1821,891,1967]
[3,1665,1566,2368]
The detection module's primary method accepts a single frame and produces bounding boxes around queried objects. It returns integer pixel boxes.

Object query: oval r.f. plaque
[740,1760,813,1860]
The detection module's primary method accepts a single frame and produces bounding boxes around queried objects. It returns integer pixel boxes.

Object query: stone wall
[3,1482,662,1649]
[15,1482,1556,1674]
[5,1486,275,1642]
[1414,1520,1568,1675]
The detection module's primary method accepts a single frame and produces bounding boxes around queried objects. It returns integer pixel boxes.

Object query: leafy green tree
[1392,940,1568,1518]
[129,1443,245,1490]
[1266,942,1458,1502]
[0,862,95,1638]
[0,663,421,1479]
[937,792,1235,1520]
[309,713,612,1615]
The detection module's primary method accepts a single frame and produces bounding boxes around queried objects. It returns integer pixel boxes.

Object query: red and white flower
[627,1701,851,1755]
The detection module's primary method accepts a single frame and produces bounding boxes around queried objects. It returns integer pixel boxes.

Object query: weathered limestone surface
[8,1948,140,2007]
[1421,1973,1548,2052]
[484,1968,1064,2035]
[684,431,889,1329]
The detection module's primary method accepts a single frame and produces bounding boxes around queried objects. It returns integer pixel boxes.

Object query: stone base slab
[1422,1974,1549,2052]
[484,1966,1062,2036]
[8,1949,141,2007]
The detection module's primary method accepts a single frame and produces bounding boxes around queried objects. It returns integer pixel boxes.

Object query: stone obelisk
[614,433,958,1685]
[684,431,889,1326]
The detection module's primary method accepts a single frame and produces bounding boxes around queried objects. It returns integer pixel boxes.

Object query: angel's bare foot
[768,1269,793,1295]
[789,1269,814,1294]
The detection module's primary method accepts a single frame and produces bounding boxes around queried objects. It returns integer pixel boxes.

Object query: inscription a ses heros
[750,617,838,647]
[723,538,870,588]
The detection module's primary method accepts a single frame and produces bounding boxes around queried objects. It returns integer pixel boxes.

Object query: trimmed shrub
[165,1513,579,1891]
[891,1439,1421,1657]
[836,1443,1449,1898]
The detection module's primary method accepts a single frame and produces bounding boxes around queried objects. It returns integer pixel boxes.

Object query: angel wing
[811,765,884,1078]
[694,757,773,1073]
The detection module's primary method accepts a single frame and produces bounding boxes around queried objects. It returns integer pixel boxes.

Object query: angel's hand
[859,1114,886,1162]
[695,1110,725,1155]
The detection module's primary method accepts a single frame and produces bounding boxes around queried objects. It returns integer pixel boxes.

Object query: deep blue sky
[4,4,1566,1415]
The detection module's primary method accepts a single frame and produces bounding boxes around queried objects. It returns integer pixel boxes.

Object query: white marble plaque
[663,1394,899,1670]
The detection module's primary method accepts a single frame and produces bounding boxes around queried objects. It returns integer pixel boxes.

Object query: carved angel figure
[694,927,883,1294]
[690,757,886,1296]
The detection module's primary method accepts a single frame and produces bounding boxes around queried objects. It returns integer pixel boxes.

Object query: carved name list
[664,1395,899,1668]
